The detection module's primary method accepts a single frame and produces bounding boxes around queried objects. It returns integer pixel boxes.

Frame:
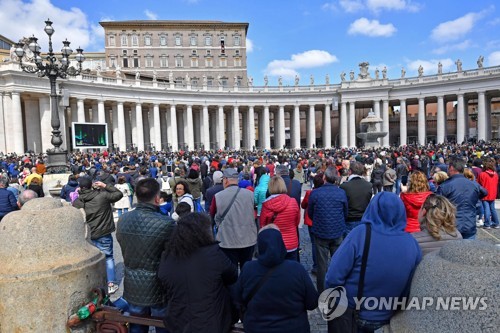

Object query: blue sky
[1,0,499,85]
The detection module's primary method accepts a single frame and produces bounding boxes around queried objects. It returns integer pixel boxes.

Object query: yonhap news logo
[318,287,488,321]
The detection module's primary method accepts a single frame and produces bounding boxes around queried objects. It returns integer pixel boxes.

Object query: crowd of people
[0,141,498,332]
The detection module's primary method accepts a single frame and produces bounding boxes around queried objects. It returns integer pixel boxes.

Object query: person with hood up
[60,174,79,202]
[253,171,270,223]
[325,192,422,333]
[235,225,318,333]
[260,176,300,261]
[477,158,499,229]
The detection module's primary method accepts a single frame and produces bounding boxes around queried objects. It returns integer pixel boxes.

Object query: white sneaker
[476,219,484,227]
[108,283,119,295]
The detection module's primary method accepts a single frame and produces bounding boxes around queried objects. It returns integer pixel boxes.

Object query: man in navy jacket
[308,166,348,293]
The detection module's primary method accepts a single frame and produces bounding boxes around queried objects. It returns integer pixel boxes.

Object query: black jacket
[340,176,373,222]
[158,244,237,333]
[116,203,175,306]
[73,185,123,239]
[0,188,18,220]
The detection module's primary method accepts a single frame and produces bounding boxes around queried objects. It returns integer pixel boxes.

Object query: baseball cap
[213,171,223,184]
[223,168,239,179]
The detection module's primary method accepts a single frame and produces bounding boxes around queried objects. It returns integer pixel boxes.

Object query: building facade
[0,60,499,154]
[100,20,249,87]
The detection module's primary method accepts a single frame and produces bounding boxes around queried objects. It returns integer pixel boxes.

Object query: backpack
[160,176,173,195]
[69,190,80,203]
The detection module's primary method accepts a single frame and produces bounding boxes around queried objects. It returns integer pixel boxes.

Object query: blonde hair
[463,168,474,181]
[432,171,449,185]
[268,176,287,195]
[408,171,429,193]
[419,194,458,240]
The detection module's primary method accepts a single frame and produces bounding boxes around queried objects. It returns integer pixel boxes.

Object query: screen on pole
[72,122,108,149]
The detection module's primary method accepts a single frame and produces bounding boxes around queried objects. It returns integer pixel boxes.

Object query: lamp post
[15,19,84,173]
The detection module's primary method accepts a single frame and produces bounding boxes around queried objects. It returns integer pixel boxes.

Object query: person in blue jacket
[236,225,318,333]
[325,192,422,333]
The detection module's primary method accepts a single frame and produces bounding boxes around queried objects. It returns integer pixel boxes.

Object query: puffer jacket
[116,203,175,306]
[477,170,498,201]
[308,183,348,239]
[400,191,432,233]
[437,174,487,236]
[260,194,300,250]
[72,185,123,239]
[254,174,270,216]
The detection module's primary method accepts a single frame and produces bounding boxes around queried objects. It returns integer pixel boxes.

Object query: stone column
[323,103,331,148]
[77,98,85,123]
[276,105,285,149]
[91,101,99,123]
[105,107,112,148]
[25,98,42,153]
[486,96,492,142]
[58,100,68,151]
[307,104,316,148]
[98,100,105,123]
[263,105,271,149]
[382,100,389,147]
[170,104,178,151]
[436,95,445,143]
[418,98,426,145]
[117,102,126,151]
[248,105,255,150]
[111,103,118,149]
[400,99,407,146]
[11,92,24,153]
[348,102,356,147]
[0,93,6,153]
[340,101,348,147]
[146,107,154,149]
[202,105,210,149]
[292,104,301,149]
[153,104,162,151]
[373,100,381,131]
[186,104,194,150]
[134,103,144,151]
[38,96,52,153]
[232,105,240,150]
[70,99,78,123]
[216,106,225,150]
[477,91,486,141]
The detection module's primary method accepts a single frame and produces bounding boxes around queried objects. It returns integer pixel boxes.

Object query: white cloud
[431,12,483,41]
[246,38,254,53]
[348,18,396,37]
[144,10,158,20]
[366,0,420,13]
[321,2,338,12]
[265,50,338,78]
[432,40,473,55]
[339,0,364,13]
[0,0,96,51]
[407,58,454,75]
[488,17,500,26]
[488,51,500,66]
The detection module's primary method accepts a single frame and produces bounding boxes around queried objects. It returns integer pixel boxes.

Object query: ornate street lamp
[15,19,84,172]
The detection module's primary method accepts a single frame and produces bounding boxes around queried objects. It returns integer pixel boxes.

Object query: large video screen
[72,122,108,149]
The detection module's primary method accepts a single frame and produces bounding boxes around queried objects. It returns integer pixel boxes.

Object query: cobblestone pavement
[109,191,500,333]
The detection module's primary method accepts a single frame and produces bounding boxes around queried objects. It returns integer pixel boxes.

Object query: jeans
[117,208,129,217]
[285,249,299,261]
[476,200,484,219]
[221,246,255,271]
[127,302,169,333]
[345,221,362,236]
[92,234,116,284]
[482,200,499,227]
[395,178,402,195]
[314,235,343,294]
[383,185,394,192]
[461,232,476,240]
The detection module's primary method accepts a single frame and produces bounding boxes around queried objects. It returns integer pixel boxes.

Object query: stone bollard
[390,240,499,333]
[0,198,106,332]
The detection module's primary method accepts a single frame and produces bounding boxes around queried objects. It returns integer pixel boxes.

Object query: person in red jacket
[400,171,432,233]
[260,176,300,261]
[477,158,499,229]
[301,173,324,274]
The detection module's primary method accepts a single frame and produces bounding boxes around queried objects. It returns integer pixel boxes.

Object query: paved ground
[108,191,500,333]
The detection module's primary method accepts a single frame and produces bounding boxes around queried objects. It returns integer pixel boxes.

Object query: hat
[77,176,92,189]
[275,165,289,176]
[223,168,239,179]
[213,171,223,184]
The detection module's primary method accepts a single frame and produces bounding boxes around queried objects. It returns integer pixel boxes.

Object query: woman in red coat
[260,176,301,261]
[400,171,432,233]
[477,158,499,229]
